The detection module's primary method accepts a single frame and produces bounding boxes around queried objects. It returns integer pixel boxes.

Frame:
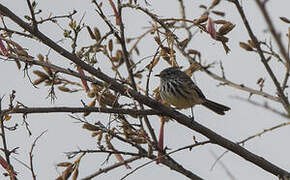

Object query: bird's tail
[202,99,230,115]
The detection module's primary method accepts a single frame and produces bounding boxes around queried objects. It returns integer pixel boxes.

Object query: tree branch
[2,106,161,116]
[0,3,289,178]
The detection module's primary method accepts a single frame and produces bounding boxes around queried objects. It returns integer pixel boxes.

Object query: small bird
[156,67,230,117]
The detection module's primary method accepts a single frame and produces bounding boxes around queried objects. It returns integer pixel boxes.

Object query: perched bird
[156,67,230,117]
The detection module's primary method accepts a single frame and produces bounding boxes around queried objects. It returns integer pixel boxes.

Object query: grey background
[0,0,290,179]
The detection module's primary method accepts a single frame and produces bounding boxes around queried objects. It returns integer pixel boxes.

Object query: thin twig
[29,130,47,180]
[231,0,290,114]
[2,106,161,116]
[81,157,141,180]
[121,141,210,180]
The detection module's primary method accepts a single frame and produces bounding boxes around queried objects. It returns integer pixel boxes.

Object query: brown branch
[230,0,290,114]
[0,3,289,178]
[36,10,77,24]
[26,0,37,31]
[80,157,141,180]
[121,141,210,180]
[0,97,15,180]
[255,0,290,65]
[2,106,161,116]
[0,27,34,38]
[233,96,289,118]
[94,1,158,144]
[29,130,47,180]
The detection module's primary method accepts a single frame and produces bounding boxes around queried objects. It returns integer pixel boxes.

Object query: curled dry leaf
[211,10,225,17]
[218,23,235,35]
[58,86,71,92]
[57,162,73,167]
[37,54,53,76]
[72,168,79,180]
[193,13,208,25]
[209,0,221,9]
[33,77,47,85]
[247,40,256,48]
[280,17,290,24]
[61,164,74,180]
[33,70,49,79]
[108,39,113,52]
[199,5,207,9]
[82,123,99,131]
[86,26,96,40]
[214,20,229,24]
[93,27,101,41]
[239,42,254,51]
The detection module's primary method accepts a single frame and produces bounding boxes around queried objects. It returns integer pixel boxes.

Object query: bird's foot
[190,115,195,122]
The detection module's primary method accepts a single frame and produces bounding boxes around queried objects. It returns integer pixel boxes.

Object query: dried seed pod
[58,86,71,92]
[247,40,256,48]
[214,20,229,24]
[33,70,49,79]
[93,27,101,41]
[108,39,113,52]
[61,164,73,180]
[209,0,220,9]
[57,162,72,167]
[134,72,142,79]
[82,123,99,131]
[72,168,79,180]
[215,35,229,43]
[199,5,207,9]
[97,132,103,143]
[86,26,96,40]
[33,77,46,85]
[239,42,254,51]
[218,23,235,35]
[280,17,290,24]
[211,10,225,17]
[193,13,208,25]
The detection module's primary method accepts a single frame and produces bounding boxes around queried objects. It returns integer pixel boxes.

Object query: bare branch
[29,130,47,180]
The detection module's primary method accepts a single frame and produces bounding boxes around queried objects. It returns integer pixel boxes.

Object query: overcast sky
[0,0,290,179]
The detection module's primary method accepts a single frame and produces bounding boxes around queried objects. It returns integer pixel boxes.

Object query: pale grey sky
[0,0,290,179]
